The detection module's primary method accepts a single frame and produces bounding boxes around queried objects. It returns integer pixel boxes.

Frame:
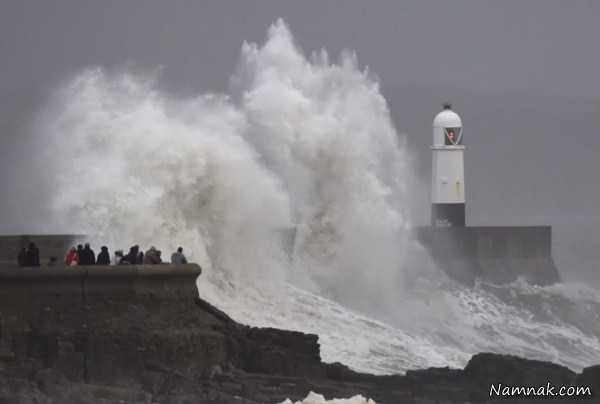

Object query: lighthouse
[431,103,465,227]
[415,104,559,285]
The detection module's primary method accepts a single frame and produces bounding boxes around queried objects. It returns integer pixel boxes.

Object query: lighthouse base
[414,226,561,286]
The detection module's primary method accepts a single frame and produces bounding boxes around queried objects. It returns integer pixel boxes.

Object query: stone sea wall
[414,226,561,285]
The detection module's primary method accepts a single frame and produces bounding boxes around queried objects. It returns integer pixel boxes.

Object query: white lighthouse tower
[431,103,465,226]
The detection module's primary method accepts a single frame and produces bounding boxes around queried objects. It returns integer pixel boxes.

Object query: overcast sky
[1,0,600,97]
[1,1,600,282]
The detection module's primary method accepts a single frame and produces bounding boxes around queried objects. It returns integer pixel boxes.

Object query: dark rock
[577,365,600,392]
[465,352,576,386]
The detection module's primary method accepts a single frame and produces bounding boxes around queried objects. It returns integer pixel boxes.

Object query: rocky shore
[0,265,598,403]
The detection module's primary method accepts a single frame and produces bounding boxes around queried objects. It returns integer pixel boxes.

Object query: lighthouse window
[444,127,462,145]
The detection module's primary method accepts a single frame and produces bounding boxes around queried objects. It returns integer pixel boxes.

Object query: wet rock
[577,365,600,392]
[465,352,576,386]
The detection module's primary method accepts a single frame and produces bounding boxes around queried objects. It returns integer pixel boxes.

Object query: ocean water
[198,268,600,375]
[34,18,600,384]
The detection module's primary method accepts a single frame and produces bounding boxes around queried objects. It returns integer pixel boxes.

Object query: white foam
[279,392,376,404]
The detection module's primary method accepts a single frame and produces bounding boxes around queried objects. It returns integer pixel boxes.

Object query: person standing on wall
[65,247,78,266]
[96,246,110,265]
[80,243,96,265]
[171,247,188,265]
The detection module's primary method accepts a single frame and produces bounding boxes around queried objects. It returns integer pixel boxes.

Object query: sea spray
[37,19,420,311]
[233,20,417,311]
[38,67,293,285]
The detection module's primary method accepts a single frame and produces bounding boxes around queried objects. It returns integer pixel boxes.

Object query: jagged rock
[577,365,600,392]
[465,352,576,383]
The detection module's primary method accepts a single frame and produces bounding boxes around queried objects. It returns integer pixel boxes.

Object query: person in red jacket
[65,247,78,266]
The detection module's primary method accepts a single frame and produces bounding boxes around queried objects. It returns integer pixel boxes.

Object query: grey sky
[1,1,600,96]
[1,1,600,282]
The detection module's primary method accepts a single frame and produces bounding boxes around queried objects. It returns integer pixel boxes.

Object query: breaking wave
[34,19,600,375]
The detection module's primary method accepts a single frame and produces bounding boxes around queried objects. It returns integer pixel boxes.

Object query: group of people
[64,243,110,266]
[65,244,188,266]
[17,242,188,267]
[113,244,145,265]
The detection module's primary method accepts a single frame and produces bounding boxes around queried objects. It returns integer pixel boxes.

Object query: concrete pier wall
[0,264,209,386]
[414,226,560,285]
[280,226,560,286]
[0,264,202,304]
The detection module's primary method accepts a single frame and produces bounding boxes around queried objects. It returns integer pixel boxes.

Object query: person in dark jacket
[96,246,110,265]
[76,244,84,263]
[26,242,40,267]
[125,245,139,265]
[80,243,96,265]
[79,244,88,265]
[17,247,27,267]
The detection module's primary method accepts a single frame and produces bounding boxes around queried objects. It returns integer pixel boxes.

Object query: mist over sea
[11,20,600,376]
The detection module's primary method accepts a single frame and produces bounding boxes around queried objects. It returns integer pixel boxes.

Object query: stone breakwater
[0,265,598,403]
[414,226,561,286]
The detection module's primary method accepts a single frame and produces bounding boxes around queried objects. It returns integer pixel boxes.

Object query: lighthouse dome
[433,104,463,146]
[433,104,462,128]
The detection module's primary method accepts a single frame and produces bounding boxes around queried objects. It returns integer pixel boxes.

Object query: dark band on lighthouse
[431,203,465,227]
